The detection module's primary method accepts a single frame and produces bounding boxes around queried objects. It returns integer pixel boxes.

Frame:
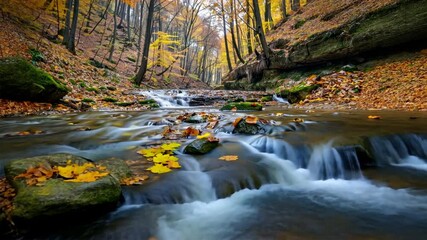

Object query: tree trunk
[230,0,245,63]
[291,0,300,11]
[264,0,273,30]
[62,0,73,45]
[280,0,287,18]
[252,0,270,63]
[220,0,233,72]
[135,0,156,85]
[246,0,253,55]
[108,0,118,62]
[67,0,79,54]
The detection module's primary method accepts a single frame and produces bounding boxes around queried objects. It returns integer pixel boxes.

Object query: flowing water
[1,90,427,239]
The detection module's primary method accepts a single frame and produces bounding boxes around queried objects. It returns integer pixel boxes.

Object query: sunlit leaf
[232,117,242,127]
[245,116,258,124]
[196,132,211,139]
[368,115,381,119]
[160,142,181,151]
[147,164,172,174]
[153,153,178,163]
[168,161,181,169]
[219,155,239,161]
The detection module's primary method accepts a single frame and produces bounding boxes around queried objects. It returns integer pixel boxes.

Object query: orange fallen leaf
[182,127,200,137]
[206,120,218,129]
[245,116,258,124]
[233,117,242,127]
[368,115,381,119]
[231,107,237,112]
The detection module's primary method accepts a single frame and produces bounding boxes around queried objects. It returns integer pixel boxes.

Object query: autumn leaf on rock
[219,155,239,161]
[233,117,242,127]
[64,171,108,183]
[153,154,178,163]
[168,161,182,169]
[161,142,181,151]
[245,116,258,124]
[197,132,211,139]
[182,127,200,137]
[147,164,171,174]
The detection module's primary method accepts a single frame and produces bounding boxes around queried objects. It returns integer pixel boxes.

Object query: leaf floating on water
[153,154,178,163]
[121,175,149,185]
[245,116,258,124]
[137,148,165,157]
[368,115,381,119]
[219,155,239,161]
[197,132,211,139]
[147,164,171,174]
[160,142,181,151]
[168,161,182,169]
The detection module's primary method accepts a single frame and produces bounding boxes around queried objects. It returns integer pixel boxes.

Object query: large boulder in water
[0,58,68,103]
[232,116,269,135]
[4,154,123,223]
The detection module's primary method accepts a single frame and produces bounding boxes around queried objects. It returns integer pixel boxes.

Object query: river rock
[232,118,268,135]
[184,139,219,154]
[0,58,68,102]
[4,154,122,223]
[98,158,132,180]
[220,102,263,111]
[184,114,206,123]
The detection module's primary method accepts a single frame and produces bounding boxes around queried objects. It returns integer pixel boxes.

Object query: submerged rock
[0,58,68,102]
[4,154,123,223]
[277,84,319,104]
[184,139,219,154]
[184,114,206,123]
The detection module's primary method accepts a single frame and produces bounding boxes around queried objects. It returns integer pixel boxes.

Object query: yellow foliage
[147,164,172,174]
[64,171,109,183]
[219,155,239,161]
[137,148,165,157]
[160,142,181,151]
[153,154,178,164]
[197,132,211,139]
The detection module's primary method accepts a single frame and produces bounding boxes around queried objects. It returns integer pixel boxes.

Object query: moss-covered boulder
[4,154,122,223]
[184,114,206,123]
[232,117,269,135]
[220,102,263,111]
[184,139,219,154]
[98,158,132,180]
[277,84,319,104]
[0,58,68,102]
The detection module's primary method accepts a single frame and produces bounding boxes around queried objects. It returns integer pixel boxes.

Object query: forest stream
[1,90,427,239]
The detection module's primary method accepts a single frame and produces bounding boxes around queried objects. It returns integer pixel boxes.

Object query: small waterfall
[139,90,191,107]
[249,136,363,180]
[273,94,290,104]
[122,171,217,204]
[368,134,427,170]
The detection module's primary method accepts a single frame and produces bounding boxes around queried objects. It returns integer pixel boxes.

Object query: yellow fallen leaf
[147,164,171,174]
[197,132,211,139]
[153,154,178,163]
[161,142,181,151]
[168,161,181,169]
[368,115,381,119]
[219,155,239,161]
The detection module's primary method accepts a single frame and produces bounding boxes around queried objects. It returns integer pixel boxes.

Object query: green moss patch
[277,84,319,104]
[102,97,118,103]
[115,102,134,107]
[0,58,68,102]
[220,102,263,111]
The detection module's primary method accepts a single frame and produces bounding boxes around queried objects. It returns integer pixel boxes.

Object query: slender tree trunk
[264,0,273,30]
[220,0,232,72]
[280,0,287,18]
[62,0,73,45]
[230,0,244,63]
[108,0,118,62]
[291,0,300,11]
[67,0,79,54]
[252,0,270,63]
[135,0,156,85]
[135,0,145,72]
[126,4,131,40]
[246,0,253,55]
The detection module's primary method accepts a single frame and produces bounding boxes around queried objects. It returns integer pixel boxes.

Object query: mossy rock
[220,102,263,111]
[139,99,157,105]
[4,154,121,223]
[184,139,219,154]
[232,118,268,135]
[277,84,319,104]
[86,87,100,93]
[184,114,206,123]
[102,97,118,103]
[260,95,273,102]
[115,102,134,107]
[97,158,132,181]
[0,58,68,102]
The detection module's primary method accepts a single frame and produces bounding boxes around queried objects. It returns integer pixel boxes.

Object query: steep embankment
[224,0,427,110]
